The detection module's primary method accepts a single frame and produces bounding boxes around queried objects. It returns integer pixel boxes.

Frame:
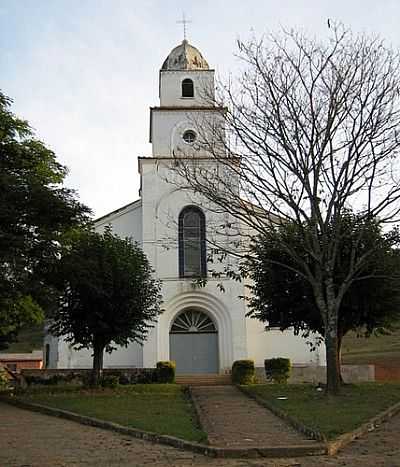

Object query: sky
[2,0,400,218]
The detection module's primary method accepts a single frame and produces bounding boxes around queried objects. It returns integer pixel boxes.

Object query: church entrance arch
[169,309,219,374]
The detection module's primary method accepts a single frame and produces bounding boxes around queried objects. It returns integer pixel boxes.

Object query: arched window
[182,78,194,98]
[171,310,216,333]
[178,206,206,277]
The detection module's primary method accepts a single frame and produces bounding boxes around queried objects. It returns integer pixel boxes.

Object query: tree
[246,213,400,381]
[0,91,90,348]
[0,297,44,351]
[170,24,400,394]
[49,228,163,385]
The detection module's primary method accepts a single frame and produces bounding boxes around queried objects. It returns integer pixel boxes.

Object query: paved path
[0,402,301,467]
[1,401,400,466]
[190,386,315,448]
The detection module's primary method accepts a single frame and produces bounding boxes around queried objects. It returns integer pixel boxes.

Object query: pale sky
[2,0,400,218]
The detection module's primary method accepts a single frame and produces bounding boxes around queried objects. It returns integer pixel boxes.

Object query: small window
[182,78,194,98]
[183,130,196,144]
[6,363,17,372]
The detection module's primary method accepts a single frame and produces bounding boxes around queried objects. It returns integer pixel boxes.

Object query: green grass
[245,383,400,439]
[20,384,206,443]
[342,327,400,366]
[0,325,44,353]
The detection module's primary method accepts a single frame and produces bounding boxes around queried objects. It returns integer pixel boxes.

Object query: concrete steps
[176,374,232,386]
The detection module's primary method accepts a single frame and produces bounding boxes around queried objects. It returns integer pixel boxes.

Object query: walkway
[190,386,315,448]
[1,400,400,466]
[0,401,301,467]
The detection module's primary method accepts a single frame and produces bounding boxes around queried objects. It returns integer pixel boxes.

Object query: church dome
[161,40,209,71]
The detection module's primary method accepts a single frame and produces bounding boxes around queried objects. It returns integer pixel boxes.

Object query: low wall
[375,365,400,382]
[255,364,375,384]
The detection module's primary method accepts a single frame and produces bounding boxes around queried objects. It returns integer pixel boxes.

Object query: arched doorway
[169,309,219,374]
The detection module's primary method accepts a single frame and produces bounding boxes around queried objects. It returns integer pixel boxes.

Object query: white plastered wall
[159,70,215,107]
[245,317,325,367]
[151,109,223,157]
[139,159,248,372]
[95,201,143,244]
[55,340,143,369]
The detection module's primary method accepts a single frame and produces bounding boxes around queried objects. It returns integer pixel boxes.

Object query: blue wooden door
[170,332,219,374]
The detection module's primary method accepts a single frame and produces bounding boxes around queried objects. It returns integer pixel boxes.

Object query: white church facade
[45,40,324,374]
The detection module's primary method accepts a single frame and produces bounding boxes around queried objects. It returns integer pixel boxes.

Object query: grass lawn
[342,326,400,366]
[20,384,206,443]
[245,383,400,439]
[0,325,44,353]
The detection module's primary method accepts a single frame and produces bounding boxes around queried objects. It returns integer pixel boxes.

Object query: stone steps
[175,374,232,386]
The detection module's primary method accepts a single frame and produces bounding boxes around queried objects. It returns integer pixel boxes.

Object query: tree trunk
[325,312,340,395]
[92,342,104,386]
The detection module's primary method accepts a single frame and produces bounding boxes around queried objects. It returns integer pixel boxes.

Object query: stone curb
[0,396,326,458]
[326,400,400,455]
[187,386,207,437]
[237,385,326,442]
[238,385,400,455]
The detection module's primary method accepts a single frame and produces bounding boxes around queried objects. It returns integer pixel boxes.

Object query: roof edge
[94,199,142,224]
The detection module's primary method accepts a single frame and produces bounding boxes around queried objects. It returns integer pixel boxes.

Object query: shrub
[24,372,84,386]
[264,358,291,383]
[135,370,159,384]
[156,361,176,383]
[101,375,119,388]
[232,360,255,384]
[0,367,10,391]
[118,373,131,385]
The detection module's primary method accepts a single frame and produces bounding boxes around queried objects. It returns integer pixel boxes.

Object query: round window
[182,130,196,144]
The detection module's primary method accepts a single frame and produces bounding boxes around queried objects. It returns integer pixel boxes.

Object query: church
[45,39,324,374]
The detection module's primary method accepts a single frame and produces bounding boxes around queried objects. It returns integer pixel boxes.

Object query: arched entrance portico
[169,309,219,374]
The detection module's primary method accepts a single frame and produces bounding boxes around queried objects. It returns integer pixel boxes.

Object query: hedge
[156,361,176,383]
[232,360,255,384]
[264,358,291,383]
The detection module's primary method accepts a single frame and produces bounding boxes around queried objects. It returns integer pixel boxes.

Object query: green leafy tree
[0,296,44,351]
[246,213,400,382]
[0,91,90,348]
[50,228,163,385]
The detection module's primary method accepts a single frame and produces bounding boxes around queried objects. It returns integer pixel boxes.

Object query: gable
[94,199,142,244]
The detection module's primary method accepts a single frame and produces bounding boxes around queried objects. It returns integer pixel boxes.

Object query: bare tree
[169,24,400,395]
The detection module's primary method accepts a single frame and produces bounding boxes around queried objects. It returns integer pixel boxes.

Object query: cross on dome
[176,12,192,41]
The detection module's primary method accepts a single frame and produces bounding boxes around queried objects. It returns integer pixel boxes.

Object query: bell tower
[149,40,222,158]
[139,38,245,371]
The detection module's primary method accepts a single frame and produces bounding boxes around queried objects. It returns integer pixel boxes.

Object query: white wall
[151,109,223,158]
[55,339,143,369]
[245,317,325,367]
[159,70,215,107]
[95,200,142,244]
[139,158,249,372]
